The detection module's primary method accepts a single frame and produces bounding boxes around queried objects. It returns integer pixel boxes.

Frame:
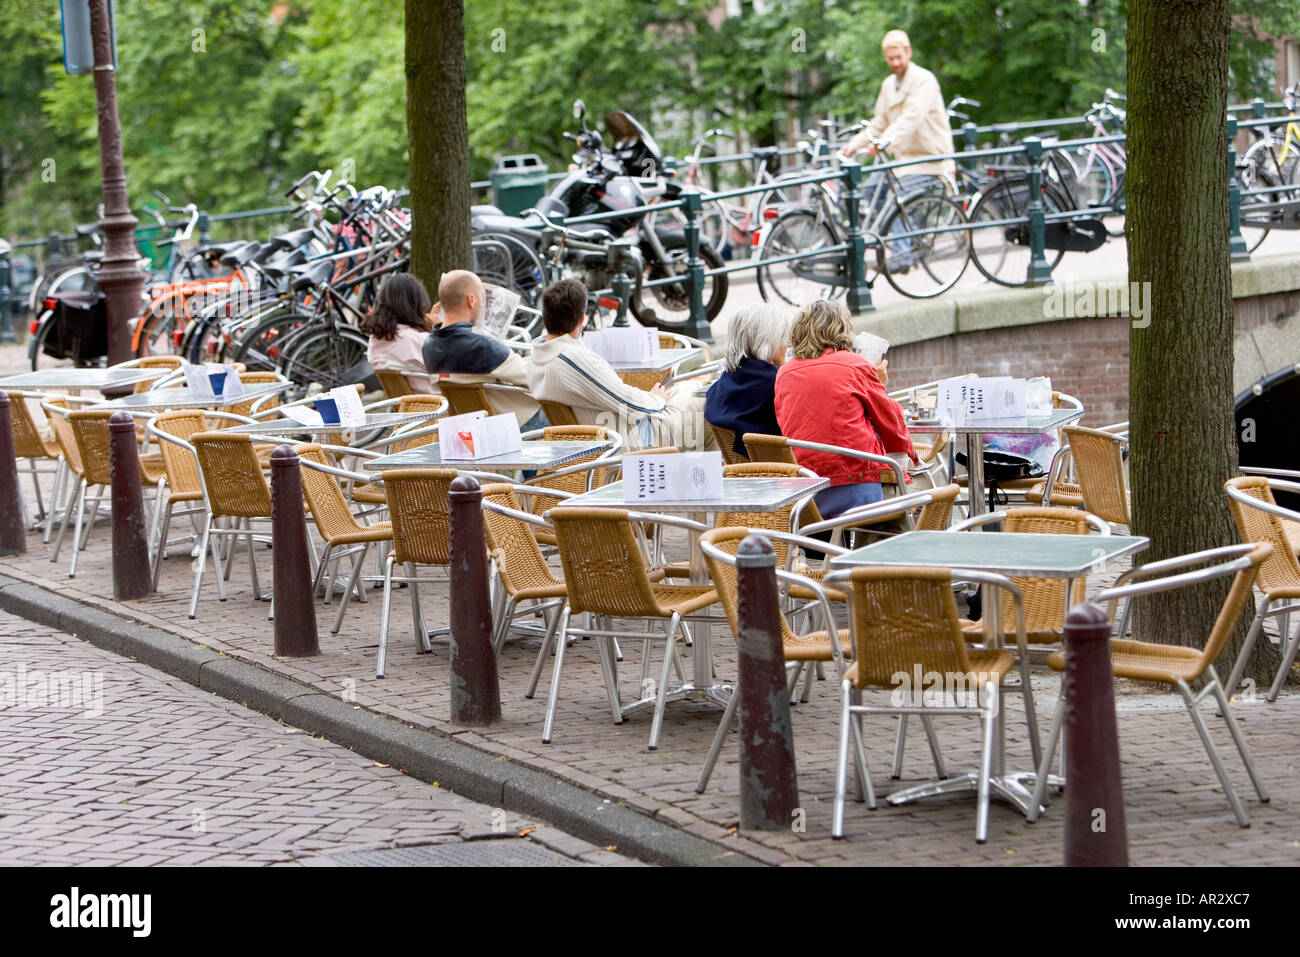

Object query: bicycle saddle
[259,248,308,280]
[267,227,318,251]
[288,258,334,292]
[75,222,101,237]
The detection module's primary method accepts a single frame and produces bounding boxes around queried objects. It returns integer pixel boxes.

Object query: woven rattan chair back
[191,432,273,519]
[377,368,416,399]
[296,444,366,540]
[1191,543,1271,676]
[152,410,209,498]
[44,400,84,479]
[714,461,805,564]
[227,371,283,418]
[996,506,1094,634]
[709,424,748,465]
[481,483,561,594]
[916,483,960,531]
[539,399,579,427]
[7,391,57,460]
[380,468,457,566]
[844,566,973,688]
[549,507,665,617]
[67,409,116,488]
[699,527,795,643]
[531,425,618,495]
[743,433,798,466]
[383,393,447,452]
[438,380,497,418]
[1224,477,1300,594]
[1062,425,1129,524]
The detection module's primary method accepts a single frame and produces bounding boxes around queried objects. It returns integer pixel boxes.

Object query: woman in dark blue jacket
[704,303,793,458]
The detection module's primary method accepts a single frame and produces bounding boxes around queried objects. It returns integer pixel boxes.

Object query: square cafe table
[558,475,829,707]
[362,439,612,473]
[217,410,439,438]
[90,382,292,412]
[829,528,1148,814]
[0,367,168,392]
[907,407,1084,516]
[605,347,702,375]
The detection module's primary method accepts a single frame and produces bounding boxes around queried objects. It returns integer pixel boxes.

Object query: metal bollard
[1227,116,1250,262]
[735,534,799,830]
[0,392,27,556]
[448,475,501,726]
[1062,602,1128,866]
[842,161,876,314]
[1023,137,1053,286]
[270,445,320,657]
[108,412,152,599]
[680,190,714,344]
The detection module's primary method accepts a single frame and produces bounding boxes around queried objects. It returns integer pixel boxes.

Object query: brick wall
[884,289,1300,428]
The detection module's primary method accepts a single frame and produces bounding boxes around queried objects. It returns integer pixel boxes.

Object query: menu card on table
[622,451,723,503]
[181,362,244,400]
[281,386,366,428]
[584,327,659,364]
[936,376,1027,425]
[438,410,523,461]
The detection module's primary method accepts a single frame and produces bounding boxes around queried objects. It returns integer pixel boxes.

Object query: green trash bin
[489,154,549,216]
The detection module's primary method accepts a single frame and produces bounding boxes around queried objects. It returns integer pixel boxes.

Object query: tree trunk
[405,0,471,285]
[1127,0,1277,685]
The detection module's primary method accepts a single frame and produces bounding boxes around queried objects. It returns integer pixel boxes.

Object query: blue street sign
[60,0,117,75]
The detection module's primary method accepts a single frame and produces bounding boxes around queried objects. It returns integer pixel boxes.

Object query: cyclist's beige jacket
[844,63,955,179]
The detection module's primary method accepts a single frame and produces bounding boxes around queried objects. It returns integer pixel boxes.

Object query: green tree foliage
[1,0,1295,240]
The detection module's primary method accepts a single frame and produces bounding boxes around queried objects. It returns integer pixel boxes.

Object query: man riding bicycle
[839,30,956,268]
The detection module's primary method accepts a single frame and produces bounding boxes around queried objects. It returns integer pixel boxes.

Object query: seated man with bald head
[422,269,545,430]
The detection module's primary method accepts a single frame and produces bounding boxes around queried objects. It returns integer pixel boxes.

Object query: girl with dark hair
[362,273,435,394]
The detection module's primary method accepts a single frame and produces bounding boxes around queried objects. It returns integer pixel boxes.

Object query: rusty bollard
[108,412,152,599]
[448,475,500,725]
[0,392,25,556]
[736,534,799,830]
[1063,602,1128,866]
[270,445,319,657]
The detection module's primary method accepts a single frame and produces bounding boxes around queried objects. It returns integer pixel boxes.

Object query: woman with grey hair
[704,303,793,458]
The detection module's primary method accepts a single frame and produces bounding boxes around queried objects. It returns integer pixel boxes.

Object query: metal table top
[217,410,438,436]
[607,348,702,373]
[561,476,828,513]
[830,529,1149,577]
[0,367,167,391]
[906,408,1084,435]
[91,382,291,412]
[363,439,610,472]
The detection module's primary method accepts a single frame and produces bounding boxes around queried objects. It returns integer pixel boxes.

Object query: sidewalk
[2,455,1297,867]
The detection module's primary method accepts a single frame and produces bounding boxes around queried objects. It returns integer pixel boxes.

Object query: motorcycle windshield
[604,111,662,168]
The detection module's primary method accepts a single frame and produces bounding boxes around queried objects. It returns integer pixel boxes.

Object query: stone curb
[0,574,757,868]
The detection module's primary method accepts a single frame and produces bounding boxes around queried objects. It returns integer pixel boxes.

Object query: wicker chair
[6,390,62,528]
[823,565,1029,843]
[743,432,905,492]
[1222,476,1300,702]
[481,483,569,664]
[538,399,579,427]
[437,379,497,418]
[520,425,622,545]
[1027,543,1273,828]
[147,410,220,588]
[543,506,719,749]
[376,368,418,399]
[693,527,851,792]
[708,424,749,465]
[374,468,460,678]
[955,506,1111,647]
[290,445,393,634]
[1038,424,1130,525]
[44,401,103,578]
[188,432,275,619]
[129,355,185,393]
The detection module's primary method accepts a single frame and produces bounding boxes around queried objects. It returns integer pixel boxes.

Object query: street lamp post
[88,0,143,366]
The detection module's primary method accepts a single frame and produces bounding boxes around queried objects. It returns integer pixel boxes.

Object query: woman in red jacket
[774,299,916,519]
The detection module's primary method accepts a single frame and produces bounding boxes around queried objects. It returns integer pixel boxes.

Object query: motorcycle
[471,100,728,330]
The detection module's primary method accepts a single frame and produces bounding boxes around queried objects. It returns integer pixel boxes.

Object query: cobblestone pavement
[0,610,640,866]
[1,392,1298,866]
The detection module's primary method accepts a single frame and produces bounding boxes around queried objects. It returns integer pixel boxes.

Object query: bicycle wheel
[231,311,316,372]
[756,208,848,306]
[967,178,1066,287]
[878,191,970,298]
[132,294,186,358]
[276,326,374,397]
[1070,145,1118,212]
[1237,140,1280,254]
[471,230,545,307]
